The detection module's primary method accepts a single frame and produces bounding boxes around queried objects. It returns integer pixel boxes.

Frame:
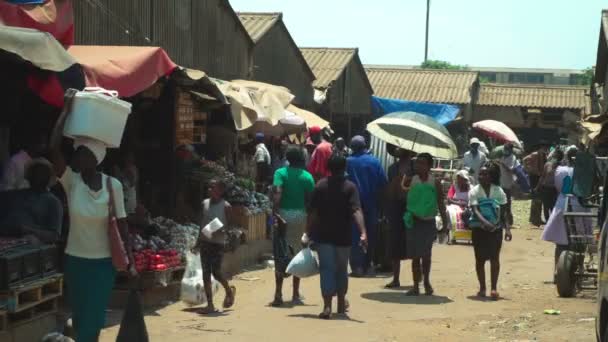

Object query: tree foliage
[420,60,469,70]
[571,67,594,86]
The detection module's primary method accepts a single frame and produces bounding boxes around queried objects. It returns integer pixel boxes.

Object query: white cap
[470,137,481,145]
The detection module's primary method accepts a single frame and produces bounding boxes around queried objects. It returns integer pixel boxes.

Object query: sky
[230,0,605,70]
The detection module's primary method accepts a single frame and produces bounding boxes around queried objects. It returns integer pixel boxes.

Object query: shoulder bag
[107,176,129,271]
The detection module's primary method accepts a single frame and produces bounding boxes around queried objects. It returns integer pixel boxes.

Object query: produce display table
[232,206,268,241]
[111,266,185,310]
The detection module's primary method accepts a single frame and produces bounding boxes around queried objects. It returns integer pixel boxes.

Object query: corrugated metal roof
[478,84,590,113]
[365,67,478,104]
[300,48,357,88]
[237,12,281,43]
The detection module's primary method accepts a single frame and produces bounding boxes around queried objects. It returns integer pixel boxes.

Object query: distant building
[365,66,479,121]
[238,12,316,109]
[472,67,586,86]
[300,48,373,139]
[476,83,590,146]
[376,65,585,86]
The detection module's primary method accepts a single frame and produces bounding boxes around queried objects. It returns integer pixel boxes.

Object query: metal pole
[425,0,430,62]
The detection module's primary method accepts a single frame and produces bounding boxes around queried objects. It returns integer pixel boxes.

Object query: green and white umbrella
[367,111,458,159]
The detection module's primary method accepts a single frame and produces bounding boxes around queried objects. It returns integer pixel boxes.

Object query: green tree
[571,67,594,85]
[420,60,469,70]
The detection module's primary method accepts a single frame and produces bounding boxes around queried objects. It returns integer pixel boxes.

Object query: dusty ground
[100,200,597,342]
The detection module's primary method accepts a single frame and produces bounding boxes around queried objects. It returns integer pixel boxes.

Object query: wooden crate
[231,206,268,241]
[0,275,62,313]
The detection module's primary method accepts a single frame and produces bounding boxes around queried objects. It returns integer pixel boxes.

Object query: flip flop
[223,286,236,309]
[270,297,284,307]
[477,290,487,298]
[490,290,500,301]
[424,286,434,296]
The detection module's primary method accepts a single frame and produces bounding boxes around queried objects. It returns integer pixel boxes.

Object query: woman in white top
[50,89,135,342]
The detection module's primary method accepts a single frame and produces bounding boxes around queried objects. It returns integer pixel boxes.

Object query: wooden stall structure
[301,48,373,139]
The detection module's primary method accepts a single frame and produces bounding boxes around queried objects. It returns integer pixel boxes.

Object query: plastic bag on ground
[180,251,219,306]
[286,248,319,278]
[116,289,149,342]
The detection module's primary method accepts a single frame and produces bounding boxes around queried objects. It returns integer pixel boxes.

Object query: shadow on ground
[288,313,365,323]
[361,292,453,305]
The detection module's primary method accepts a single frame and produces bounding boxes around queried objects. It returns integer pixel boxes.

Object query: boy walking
[194,179,236,314]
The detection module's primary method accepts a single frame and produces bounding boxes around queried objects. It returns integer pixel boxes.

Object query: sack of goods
[180,251,219,306]
[286,248,319,278]
[63,87,132,147]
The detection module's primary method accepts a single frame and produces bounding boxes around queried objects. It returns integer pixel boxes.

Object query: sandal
[223,286,236,309]
[477,290,487,298]
[318,309,332,320]
[490,290,499,301]
[424,285,434,296]
[385,281,401,289]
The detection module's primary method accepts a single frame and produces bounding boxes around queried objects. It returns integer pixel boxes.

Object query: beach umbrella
[473,120,522,148]
[367,111,458,159]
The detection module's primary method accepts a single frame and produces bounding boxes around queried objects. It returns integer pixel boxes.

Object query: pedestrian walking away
[271,147,315,306]
[346,135,387,277]
[306,154,367,319]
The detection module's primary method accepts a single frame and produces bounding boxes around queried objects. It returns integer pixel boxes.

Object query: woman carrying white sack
[541,147,592,283]
[50,89,136,342]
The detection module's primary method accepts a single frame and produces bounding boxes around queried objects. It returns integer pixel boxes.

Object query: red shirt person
[307,126,333,181]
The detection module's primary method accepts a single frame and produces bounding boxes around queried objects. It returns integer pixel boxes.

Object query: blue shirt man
[346,136,388,276]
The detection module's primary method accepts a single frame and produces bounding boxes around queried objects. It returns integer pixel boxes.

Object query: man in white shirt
[253,133,271,192]
[498,143,519,226]
[463,138,487,185]
[0,137,46,191]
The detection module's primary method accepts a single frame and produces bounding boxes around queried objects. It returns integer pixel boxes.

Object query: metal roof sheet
[300,47,358,88]
[478,83,590,113]
[237,12,281,43]
[365,67,478,104]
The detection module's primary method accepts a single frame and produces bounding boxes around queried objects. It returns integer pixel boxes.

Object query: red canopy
[0,0,74,47]
[67,45,178,98]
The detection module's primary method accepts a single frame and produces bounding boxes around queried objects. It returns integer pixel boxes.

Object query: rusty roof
[365,67,478,104]
[478,83,590,113]
[237,12,281,43]
[300,48,362,89]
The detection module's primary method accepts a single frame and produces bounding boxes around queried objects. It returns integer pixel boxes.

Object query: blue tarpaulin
[371,96,460,125]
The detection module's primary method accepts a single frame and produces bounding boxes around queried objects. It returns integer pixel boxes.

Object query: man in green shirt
[270,146,315,307]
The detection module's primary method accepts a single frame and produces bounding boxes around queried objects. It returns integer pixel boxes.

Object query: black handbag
[116,289,149,342]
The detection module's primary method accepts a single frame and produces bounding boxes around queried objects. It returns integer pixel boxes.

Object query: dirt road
[100,200,597,341]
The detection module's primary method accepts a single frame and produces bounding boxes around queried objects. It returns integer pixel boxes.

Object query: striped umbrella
[367,111,458,159]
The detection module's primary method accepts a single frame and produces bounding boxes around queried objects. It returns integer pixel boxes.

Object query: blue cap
[255,132,265,141]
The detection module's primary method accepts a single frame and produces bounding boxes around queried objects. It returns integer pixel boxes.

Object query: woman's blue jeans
[316,243,350,297]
